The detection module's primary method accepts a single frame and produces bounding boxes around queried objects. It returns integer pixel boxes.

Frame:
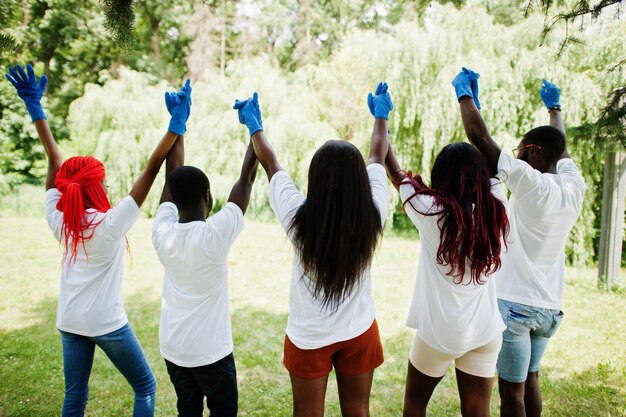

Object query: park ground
[0,218,624,416]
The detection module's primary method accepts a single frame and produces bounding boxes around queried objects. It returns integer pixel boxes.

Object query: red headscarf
[55,156,111,263]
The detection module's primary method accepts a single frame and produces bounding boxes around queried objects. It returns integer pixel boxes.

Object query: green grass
[0,218,625,416]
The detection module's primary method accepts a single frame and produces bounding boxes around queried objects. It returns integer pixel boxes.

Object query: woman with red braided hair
[5,64,191,417]
[385,138,509,415]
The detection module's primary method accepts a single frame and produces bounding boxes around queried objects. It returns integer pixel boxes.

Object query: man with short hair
[452,68,586,417]
[152,131,258,417]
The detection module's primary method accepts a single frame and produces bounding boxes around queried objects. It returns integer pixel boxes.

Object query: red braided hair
[55,156,111,263]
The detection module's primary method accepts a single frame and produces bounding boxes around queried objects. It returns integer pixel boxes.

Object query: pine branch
[0,33,22,55]
[596,86,626,150]
[529,0,625,150]
[101,0,136,48]
[570,86,626,151]
[535,0,622,43]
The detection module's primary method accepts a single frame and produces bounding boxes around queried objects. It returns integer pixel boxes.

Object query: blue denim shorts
[496,299,564,383]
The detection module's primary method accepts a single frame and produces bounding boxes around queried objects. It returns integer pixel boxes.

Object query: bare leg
[524,372,541,417]
[290,374,329,417]
[403,361,443,417]
[455,368,494,417]
[499,377,526,417]
[335,370,374,417]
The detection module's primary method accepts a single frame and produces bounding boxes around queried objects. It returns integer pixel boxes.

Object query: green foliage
[0,0,196,191]
[1,1,624,265]
[101,0,135,47]
[61,4,624,265]
[0,81,46,185]
[0,33,21,55]
[522,0,625,151]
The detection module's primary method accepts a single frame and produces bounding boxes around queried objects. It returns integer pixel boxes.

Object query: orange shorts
[283,320,384,379]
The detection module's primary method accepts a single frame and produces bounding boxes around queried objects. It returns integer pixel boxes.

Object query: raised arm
[159,135,184,204]
[540,79,570,159]
[250,131,282,180]
[129,79,191,207]
[385,143,406,186]
[234,92,282,181]
[452,68,501,175]
[5,64,63,190]
[367,82,393,165]
[227,139,259,214]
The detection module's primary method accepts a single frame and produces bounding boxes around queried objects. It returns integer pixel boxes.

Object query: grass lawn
[0,217,625,416]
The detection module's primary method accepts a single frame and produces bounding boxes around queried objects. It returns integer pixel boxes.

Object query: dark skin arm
[367,118,390,165]
[384,143,406,191]
[228,139,259,214]
[250,131,283,181]
[129,131,179,208]
[34,120,63,190]
[459,97,501,175]
[159,135,184,204]
[549,108,570,159]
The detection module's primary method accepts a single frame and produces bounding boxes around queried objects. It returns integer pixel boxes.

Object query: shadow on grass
[2,298,624,417]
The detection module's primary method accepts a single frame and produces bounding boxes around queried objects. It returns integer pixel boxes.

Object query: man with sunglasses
[452,68,586,417]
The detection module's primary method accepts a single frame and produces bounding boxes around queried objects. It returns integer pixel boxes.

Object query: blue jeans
[165,353,238,417]
[59,324,156,417]
[496,299,564,383]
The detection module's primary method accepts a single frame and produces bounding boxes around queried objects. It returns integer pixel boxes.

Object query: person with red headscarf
[5,64,192,417]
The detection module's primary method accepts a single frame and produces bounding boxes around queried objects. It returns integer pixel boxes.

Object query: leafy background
[0,0,624,266]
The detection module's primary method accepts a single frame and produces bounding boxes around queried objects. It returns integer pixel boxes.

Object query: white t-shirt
[152,202,244,367]
[400,178,507,355]
[495,153,585,309]
[45,189,141,337]
[269,163,389,350]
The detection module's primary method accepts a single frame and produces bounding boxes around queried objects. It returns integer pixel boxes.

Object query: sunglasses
[513,144,542,154]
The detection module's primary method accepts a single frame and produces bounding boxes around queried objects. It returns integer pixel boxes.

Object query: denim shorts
[496,299,564,383]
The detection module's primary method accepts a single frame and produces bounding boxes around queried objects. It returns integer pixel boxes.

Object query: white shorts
[409,334,502,378]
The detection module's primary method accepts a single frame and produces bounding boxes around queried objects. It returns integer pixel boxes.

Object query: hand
[166,79,192,135]
[367,82,393,120]
[5,64,48,122]
[465,67,481,109]
[452,67,480,109]
[233,92,263,136]
[540,79,560,110]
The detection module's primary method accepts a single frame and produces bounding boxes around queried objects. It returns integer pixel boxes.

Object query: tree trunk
[305,0,311,44]
[598,151,626,290]
[43,56,52,96]
[151,21,161,69]
[220,0,226,75]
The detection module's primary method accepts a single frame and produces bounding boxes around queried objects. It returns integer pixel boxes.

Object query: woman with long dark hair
[233,85,392,416]
[5,64,191,416]
[386,141,509,417]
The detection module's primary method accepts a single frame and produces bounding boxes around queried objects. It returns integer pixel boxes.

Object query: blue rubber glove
[166,79,192,135]
[540,79,561,110]
[5,64,48,122]
[451,67,481,109]
[464,67,481,110]
[367,82,393,120]
[233,92,263,136]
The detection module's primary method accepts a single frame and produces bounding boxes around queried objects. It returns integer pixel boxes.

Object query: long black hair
[288,140,383,310]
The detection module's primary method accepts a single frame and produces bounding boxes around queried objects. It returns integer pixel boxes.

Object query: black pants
[165,353,238,417]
